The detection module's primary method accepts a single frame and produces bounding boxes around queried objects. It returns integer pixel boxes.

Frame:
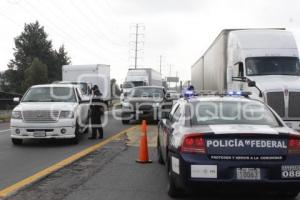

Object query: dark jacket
[91,89,103,123]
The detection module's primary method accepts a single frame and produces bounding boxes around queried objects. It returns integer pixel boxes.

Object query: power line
[44,0,122,58]
[70,0,127,48]
[22,0,108,61]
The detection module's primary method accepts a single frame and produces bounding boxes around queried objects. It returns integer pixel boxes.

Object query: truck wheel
[122,119,130,124]
[71,123,80,144]
[12,138,23,145]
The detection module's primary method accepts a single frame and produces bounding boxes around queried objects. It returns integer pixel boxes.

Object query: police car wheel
[167,167,182,198]
[12,138,23,145]
[157,138,165,165]
[167,156,185,198]
[278,192,299,199]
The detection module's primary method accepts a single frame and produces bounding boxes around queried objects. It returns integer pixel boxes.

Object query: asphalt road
[0,111,132,190]
[7,139,298,200]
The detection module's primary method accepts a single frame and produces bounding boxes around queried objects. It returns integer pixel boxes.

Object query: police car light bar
[195,91,251,98]
[225,91,251,97]
[185,90,194,95]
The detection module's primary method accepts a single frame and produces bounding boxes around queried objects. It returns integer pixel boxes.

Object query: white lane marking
[0,129,10,134]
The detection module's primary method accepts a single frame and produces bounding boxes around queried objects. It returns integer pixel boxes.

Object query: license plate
[236,168,261,180]
[33,131,46,137]
[282,165,300,178]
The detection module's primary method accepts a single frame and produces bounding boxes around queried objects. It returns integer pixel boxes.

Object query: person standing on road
[89,85,104,140]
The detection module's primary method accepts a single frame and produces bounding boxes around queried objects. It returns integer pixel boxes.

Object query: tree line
[0,21,71,94]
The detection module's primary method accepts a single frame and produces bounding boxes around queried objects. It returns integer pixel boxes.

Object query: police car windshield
[191,101,280,126]
[22,87,77,102]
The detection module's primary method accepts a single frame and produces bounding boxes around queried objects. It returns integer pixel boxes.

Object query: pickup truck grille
[266,92,285,117]
[22,110,60,122]
[289,92,300,118]
[138,104,153,111]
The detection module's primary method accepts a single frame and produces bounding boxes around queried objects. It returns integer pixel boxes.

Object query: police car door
[162,102,182,161]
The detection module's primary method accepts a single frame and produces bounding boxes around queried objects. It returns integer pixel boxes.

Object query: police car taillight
[288,137,300,154]
[181,134,206,154]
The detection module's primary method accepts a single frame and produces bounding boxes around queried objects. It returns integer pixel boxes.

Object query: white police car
[157,91,300,197]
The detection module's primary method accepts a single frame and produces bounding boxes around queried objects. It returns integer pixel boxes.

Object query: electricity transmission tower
[129,24,145,69]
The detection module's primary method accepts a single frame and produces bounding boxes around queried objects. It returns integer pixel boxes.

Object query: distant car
[166,90,180,100]
[10,84,90,145]
[157,93,300,198]
[121,86,172,124]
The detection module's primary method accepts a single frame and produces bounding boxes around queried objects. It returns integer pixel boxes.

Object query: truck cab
[226,30,300,130]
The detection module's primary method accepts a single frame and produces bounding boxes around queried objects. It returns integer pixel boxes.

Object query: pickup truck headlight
[152,103,160,107]
[59,111,74,119]
[11,111,22,119]
[122,102,132,109]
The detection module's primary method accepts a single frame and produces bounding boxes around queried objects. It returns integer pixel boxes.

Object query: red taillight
[181,134,206,154]
[288,137,300,154]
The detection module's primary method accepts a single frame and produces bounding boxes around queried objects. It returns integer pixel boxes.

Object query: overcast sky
[0,0,300,83]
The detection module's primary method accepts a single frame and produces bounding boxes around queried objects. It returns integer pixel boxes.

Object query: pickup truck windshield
[130,87,164,98]
[246,57,300,76]
[22,87,77,102]
[191,101,280,126]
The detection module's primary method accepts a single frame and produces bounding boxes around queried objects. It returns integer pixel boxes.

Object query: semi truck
[62,64,111,105]
[120,68,163,102]
[191,28,300,130]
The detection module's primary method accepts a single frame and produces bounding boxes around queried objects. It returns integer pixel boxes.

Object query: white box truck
[62,64,111,104]
[191,28,300,130]
[120,68,163,102]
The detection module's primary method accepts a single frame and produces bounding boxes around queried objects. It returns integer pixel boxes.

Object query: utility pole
[134,24,139,69]
[168,64,172,89]
[159,55,162,74]
[129,24,145,69]
[176,71,178,91]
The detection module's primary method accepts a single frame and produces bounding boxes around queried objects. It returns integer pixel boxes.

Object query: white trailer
[191,28,300,130]
[62,64,111,104]
[121,68,163,101]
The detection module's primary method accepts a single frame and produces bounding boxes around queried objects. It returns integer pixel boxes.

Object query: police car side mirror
[248,80,256,87]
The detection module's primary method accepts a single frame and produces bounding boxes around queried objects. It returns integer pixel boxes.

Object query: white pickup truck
[10,84,90,145]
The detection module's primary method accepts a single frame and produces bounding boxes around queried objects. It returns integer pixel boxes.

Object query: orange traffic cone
[136,120,152,163]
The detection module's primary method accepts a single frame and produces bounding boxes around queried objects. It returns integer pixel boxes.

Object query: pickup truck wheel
[71,123,80,144]
[122,119,130,124]
[12,138,23,145]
